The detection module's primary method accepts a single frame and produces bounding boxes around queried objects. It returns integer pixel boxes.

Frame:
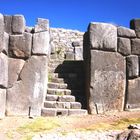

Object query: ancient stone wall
[50,28,84,60]
[0,14,49,118]
[84,20,140,114]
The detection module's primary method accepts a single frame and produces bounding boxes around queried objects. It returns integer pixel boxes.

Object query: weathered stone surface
[126,55,139,78]
[7,56,48,116]
[25,26,34,33]
[3,32,9,55]
[0,89,6,118]
[126,78,140,110]
[117,26,136,38]
[131,38,140,55]
[32,31,50,55]
[12,15,25,34]
[117,37,131,56]
[72,41,80,47]
[0,53,8,88]
[88,50,125,114]
[75,47,83,60]
[65,52,75,60]
[0,14,4,53]
[4,15,12,34]
[8,58,25,88]
[9,32,32,58]
[89,22,117,51]
[35,18,49,32]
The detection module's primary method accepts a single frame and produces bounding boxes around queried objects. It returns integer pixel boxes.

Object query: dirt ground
[0,111,140,140]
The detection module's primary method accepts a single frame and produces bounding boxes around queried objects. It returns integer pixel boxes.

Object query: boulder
[8,58,25,88]
[0,89,6,118]
[89,22,117,51]
[126,78,140,110]
[126,55,139,78]
[118,37,131,56]
[87,50,126,114]
[0,53,8,88]
[12,15,25,34]
[0,14,4,53]
[35,18,49,32]
[7,56,48,116]
[4,15,12,34]
[9,32,32,58]
[117,26,136,38]
[131,38,140,55]
[32,31,50,55]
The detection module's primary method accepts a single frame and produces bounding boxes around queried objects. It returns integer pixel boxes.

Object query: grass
[48,74,52,82]
[83,118,140,131]
[17,117,60,140]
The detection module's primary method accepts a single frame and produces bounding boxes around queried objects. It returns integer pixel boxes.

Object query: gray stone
[126,78,140,110]
[32,31,50,55]
[117,37,131,56]
[3,32,9,55]
[89,22,117,51]
[131,38,140,55]
[58,95,75,102]
[70,102,81,109]
[41,108,56,116]
[87,50,125,114]
[9,32,32,58]
[65,52,74,60]
[4,15,12,34]
[35,18,49,32]
[0,53,8,88]
[8,58,25,88]
[0,14,4,53]
[117,26,136,38]
[7,56,48,116]
[0,89,6,118]
[12,15,25,34]
[126,55,139,78]
[57,109,68,116]
[75,47,83,60]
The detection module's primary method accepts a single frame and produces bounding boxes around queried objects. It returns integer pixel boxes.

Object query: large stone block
[12,15,25,34]
[0,53,8,88]
[35,18,49,32]
[7,56,48,116]
[0,89,6,118]
[4,15,12,34]
[9,32,32,58]
[117,26,136,38]
[8,58,25,88]
[89,22,117,51]
[32,31,50,55]
[75,47,83,60]
[126,55,139,78]
[117,37,131,56]
[0,14,4,53]
[126,78,140,110]
[88,50,125,114]
[131,38,140,55]
[3,32,9,55]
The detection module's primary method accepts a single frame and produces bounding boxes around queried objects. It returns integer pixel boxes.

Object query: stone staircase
[41,56,87,116]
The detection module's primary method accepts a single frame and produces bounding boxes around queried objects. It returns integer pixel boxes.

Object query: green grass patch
[17,117,60,140]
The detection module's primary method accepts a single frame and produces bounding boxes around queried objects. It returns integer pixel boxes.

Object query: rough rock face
[88,50,126,114]
[0,14,4,53]
[4,15,12,34]
[131,38,140,55]
[126,78,140,109]
[7,56,48,116]
[0,89,6,118]
[89,22,117,51]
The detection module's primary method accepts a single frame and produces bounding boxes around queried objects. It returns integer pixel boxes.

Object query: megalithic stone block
[7,56,48,116]
[0,89,6,118]
[0,53,8,88]
[0,14,4,53]
[35,18,49,32]
[32,31,50,55]
[87,50,126,114]
[126,55,139,79]
[4,15,12,34]
[12,15,25,34]
[131,38,140,55]
[89,22,117,51]
[9,32,32,58]
[3,32,9,55]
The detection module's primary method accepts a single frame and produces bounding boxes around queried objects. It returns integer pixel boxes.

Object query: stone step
[49,77,65,83]
[49,73,79,79]
[47,88,71,95]
[44,101,81,109]
[41,108,87,117]
[46,94,58,101]
[48,82,67,89]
